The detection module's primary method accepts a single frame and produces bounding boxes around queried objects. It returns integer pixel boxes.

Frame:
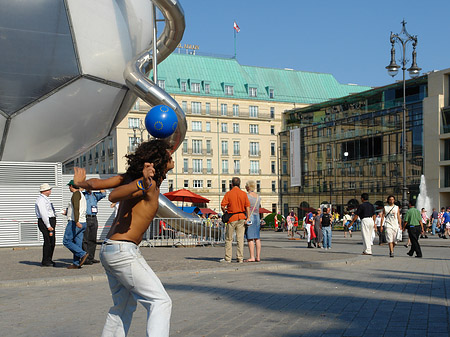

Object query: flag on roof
[233,21,240,33]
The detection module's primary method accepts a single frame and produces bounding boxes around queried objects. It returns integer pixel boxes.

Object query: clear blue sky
[170,0,449,88]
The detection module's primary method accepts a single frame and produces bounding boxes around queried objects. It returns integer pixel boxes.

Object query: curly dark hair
[125,139,172,187]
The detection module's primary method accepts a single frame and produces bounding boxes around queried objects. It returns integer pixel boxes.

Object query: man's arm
[74,167,124,190]
[72,192,81,227]
[108,163,155,203]
[95,190,107,201]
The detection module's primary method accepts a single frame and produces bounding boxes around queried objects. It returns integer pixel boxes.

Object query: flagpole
[234,28,236,58]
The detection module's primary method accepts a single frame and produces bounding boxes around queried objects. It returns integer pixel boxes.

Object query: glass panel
[0,0,79,115]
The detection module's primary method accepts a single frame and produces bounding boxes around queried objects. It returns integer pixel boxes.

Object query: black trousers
[407,226,423,257]
[82,215,98,262]
[38,217,56,265]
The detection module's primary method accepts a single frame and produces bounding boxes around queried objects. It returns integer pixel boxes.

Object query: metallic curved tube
[124,0,215,234]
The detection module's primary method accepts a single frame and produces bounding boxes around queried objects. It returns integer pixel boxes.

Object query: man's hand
[76,222,82,229]
[74,167,86,187]
[142,163,155,189]
[47,226,54,231]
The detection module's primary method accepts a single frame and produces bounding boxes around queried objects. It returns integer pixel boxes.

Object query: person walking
[381,195,402,258]
[420,208,429,238]
[430,208,439,236]
[220,177,250,263]
[63,180,88,269]
[404,202,424,258]
[286,211,295,238]
[314,208,323,248]
[82,188,106,265]
[343,212,352,238]
[375,213,384,245]
[349,193,376,255]
[321,207,332,250]
[442,207,450,239]
[35,183,57,267]
[244,180,261,262]
[304,211,314,248]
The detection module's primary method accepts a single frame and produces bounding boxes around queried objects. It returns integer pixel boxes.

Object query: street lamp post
[132,119,147,150]
[385,20,421,217]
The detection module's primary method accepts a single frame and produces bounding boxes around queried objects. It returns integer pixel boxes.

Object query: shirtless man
[74,140,174,337]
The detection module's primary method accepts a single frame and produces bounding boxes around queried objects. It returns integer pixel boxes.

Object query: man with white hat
[35,183,56,267]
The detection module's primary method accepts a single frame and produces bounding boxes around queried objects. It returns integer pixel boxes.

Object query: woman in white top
[380,195,402,258]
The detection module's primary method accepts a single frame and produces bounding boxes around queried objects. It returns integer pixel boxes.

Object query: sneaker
[389,252,394,258]
[219,258,231,263]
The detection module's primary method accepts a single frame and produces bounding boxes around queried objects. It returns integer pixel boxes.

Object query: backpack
[305,212,313,224]
[322,213,331,226]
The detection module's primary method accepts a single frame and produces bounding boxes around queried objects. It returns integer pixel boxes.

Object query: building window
[249,124,258,134]
[184,180,189,188]
[225,85,234,96]
[133,100,140,111]
[233,104,239,116]
[222,160,229,174]
[193,180,203,188]
[128,117,140,128]
[221,140,228,155]
[221,104,228,116]
[269,89,274,99]
[221,123,228,133]
[249,87,257,97]
[182,140,188,153]
[206,122,211,132]
[207,159,212,173]
[271,143,276,156]
[234,160,240,174]
[193,159,202,173]
[222,180,226,192]
[271,161,276,174]
[250,142,259,156]
[181,81,187,92]
[270,107,275,118]
[250,160,259,174]
[129,137,139,151]
[249,106,259,118]
[233,141,240,155]
[282,161,288,174]
[206,140,212,154]
[183,159,189,173]
[271,125,275,135]
[191,82,200,93]
[192,139,202,154]
[282,143,287,156]
[191,102,201,114]
[168,180,174,192]
[191,121,202,131]
[207,180,212,188]
[204,83,210,94]
[182,101,187,111]
[233,123,239,133]
[283,181,287,193]
[256,180,261,193]
[157,80,165,89]
[272,181,276,192]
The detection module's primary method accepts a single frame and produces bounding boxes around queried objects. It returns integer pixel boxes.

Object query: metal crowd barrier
[140,217,226,247]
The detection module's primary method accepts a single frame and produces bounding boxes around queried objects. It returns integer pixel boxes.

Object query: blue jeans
[322,226,332,248]
[63,220,87,266]
[100,240,172,337]
[432,219,438,235]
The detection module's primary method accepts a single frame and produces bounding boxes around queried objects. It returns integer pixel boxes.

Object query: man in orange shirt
[220,177,250,263]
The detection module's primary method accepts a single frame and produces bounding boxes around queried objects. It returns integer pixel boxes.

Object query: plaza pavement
[0,231,449,336]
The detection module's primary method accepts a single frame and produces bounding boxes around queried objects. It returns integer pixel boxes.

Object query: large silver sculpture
[0,0,207,229]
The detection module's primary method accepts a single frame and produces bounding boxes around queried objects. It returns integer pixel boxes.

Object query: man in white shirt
[35,183,57,267]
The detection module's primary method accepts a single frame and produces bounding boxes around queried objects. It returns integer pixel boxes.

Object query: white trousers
[361,217,375,254]
[305,223,311,242]
[100,240,172,337]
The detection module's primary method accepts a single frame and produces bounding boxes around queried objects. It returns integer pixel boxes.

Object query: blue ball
[145,105,178,139]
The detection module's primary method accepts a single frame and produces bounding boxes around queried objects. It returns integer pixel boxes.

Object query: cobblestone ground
[1,233,449,336]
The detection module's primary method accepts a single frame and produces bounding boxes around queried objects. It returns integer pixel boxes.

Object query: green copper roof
[154,53,371,104]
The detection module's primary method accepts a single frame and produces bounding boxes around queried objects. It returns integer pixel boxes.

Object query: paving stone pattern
[0,232,449,336]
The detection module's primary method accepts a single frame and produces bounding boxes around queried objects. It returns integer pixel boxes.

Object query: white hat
[40,183,52,192]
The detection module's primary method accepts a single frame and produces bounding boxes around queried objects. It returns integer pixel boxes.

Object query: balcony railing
[249,150,261,157]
